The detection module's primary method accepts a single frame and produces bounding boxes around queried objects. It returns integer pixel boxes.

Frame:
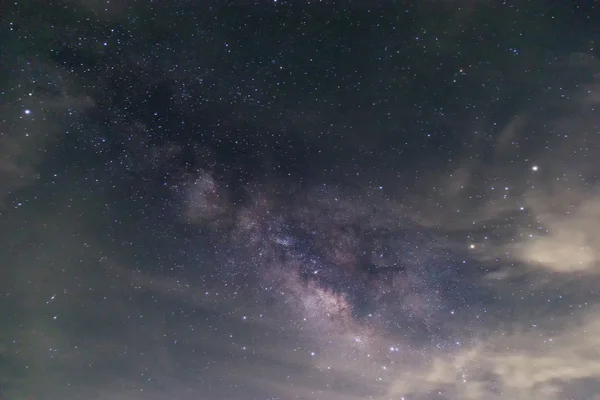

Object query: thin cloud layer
[404,52,600,275]
[513,190,600,273]
[0,59,93,208]
[387,308,600,400]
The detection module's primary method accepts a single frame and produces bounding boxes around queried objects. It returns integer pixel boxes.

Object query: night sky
[1,1,600,399]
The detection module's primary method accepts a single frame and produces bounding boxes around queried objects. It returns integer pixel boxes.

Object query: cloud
[387,308,600,400]
[511,190,600,273]
[369,55,600,397]
[0,59,94,208]
[400,52,600,276]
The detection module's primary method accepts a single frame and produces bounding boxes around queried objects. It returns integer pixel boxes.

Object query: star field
[1,1,600,400]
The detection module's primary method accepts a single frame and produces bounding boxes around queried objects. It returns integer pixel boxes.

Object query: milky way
[176,169,469,340]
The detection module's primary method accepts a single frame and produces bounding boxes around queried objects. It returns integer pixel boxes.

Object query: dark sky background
[1,1,600,399]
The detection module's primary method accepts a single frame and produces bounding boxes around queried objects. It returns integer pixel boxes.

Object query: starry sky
[1,1,600,399]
